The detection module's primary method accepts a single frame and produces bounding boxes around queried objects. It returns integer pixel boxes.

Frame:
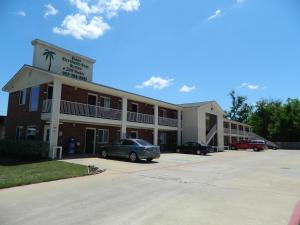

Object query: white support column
[121,97,128,139]
[217,116,224,151]
[177,110,182,146]
[49,79,62,159]
[229,122,232,143]
[154,104,159,145]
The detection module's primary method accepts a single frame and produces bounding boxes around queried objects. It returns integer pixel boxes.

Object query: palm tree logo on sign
[43,49,56,71]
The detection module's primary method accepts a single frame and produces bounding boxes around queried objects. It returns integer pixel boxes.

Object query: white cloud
[239,83,259,90]
[179,85,196,93]
[136,76,174,90]
[44,4,58,17]
[207,9,221,21]
[14,11,26,17]
[70,0,140,18]
[53,14,110,40]
[54,0,140,39]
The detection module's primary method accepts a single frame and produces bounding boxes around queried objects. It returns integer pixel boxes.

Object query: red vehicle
[230,140,267,151]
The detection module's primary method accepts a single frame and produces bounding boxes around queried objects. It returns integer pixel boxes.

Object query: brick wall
[61,85,122,109]
[127,100,154,115]
[5,84,48,140]
[158,106,178,119]
[59,122,121,154]
[126,128,154,144]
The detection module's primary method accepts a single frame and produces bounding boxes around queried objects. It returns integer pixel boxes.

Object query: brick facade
[158,106,178,119]
[61,84,122,109]
[126,128,154,144]
[5,84,48,140]
[59,122,121,154]
[127,99,154,115]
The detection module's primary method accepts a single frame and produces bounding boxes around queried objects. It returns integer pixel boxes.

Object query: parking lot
[0,150,300,225]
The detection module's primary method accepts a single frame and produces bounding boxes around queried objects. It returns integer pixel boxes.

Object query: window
[117,100,122,110]
[47,85,53,99]
[26,127,37,140]
[131,103,138,113]
[160,132,167,145]
[130,131,138,139]
[121,140,135,145]
[29,86,40,112]
[16,126,23,140]
[19,89,26,105]
[159,109,167,117]
[135,139,151,146]
[100,96,110,108]
[98,129,109,143]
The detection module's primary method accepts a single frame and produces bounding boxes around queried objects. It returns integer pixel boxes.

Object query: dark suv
[176,142,211,155]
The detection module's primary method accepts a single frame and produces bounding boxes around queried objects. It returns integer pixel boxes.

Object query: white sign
[32,39,95,82]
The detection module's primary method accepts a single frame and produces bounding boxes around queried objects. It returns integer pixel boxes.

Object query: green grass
[0,158,88,189]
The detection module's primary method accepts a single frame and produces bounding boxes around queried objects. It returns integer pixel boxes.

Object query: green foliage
[225,90,253,123]
[249,98,300,142]
[0,140,49,159]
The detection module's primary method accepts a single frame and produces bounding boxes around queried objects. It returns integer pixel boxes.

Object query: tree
[225,90,253,123]
[43,49,56,71]
[248,98,300,142]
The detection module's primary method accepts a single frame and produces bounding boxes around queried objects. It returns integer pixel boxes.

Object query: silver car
[100,139,160,162]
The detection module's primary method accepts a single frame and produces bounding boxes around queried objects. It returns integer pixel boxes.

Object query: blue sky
[1,0,300,115]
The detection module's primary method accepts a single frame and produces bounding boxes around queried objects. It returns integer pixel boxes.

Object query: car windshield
[135,139,152,146]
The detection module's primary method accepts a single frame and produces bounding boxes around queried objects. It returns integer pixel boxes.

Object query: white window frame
[160,132,167,145]
[87,93,98,106]
[43,125,50,143]
[100,96,111,109]
[16,126,23,140]
[19,89,26,105]
[29,86,40,112]
[130,130,138,139]
[160,109,167,118]
[47,84,53,100]
[131,103,139,113]
[117,100,122,110]
[26,126,37,140]
[98,129,109,144]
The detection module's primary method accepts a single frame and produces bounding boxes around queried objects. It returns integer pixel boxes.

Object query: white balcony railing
[42,99,122,120]
[158,117,178,127]
[42,99,179,127]
[238,130,245,136]
[231,129,238,134]
[224,128,230,133]
[127,111,154,124]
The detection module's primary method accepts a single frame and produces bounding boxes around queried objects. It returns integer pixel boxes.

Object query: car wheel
[146,158,153,163]
[253,147,258,152]
[101,149,108,158]
[176,148,180,153]
[203,152,207,155]
[196,150,201,155]
[129,152,138,162]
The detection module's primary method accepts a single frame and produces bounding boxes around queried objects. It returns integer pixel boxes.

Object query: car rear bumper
[139,152,160,160]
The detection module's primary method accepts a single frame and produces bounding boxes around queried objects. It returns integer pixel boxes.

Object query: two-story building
[2,39,253,158]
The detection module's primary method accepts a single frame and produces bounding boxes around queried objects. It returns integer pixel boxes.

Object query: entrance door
[85,129,95,153]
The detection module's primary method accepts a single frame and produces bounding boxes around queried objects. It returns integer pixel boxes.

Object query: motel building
[2,39,254,159]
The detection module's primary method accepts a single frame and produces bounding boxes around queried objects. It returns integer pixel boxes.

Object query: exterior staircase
[206,124,217,145]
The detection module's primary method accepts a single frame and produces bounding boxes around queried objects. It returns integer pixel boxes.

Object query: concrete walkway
[0,150,299,225]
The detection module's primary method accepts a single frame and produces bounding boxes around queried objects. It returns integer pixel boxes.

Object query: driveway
[0,150,300,225]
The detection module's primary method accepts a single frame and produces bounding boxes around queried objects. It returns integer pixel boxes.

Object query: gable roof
[180,101,225,114]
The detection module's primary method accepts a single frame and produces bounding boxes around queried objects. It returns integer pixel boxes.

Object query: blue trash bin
[68,138,76,154]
